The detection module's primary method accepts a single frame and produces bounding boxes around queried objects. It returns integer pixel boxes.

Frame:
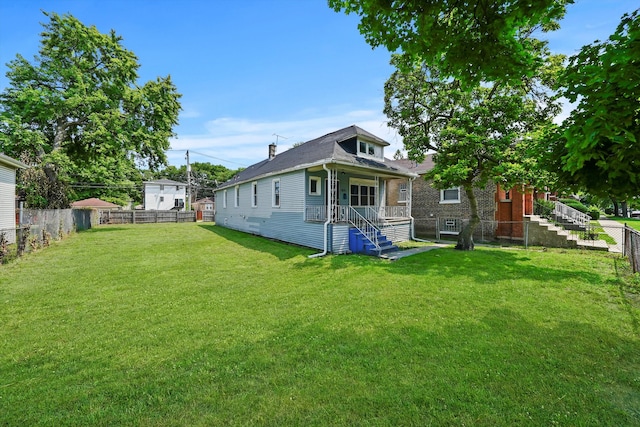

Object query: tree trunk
[456,185,480,250]
[621,200,629,218]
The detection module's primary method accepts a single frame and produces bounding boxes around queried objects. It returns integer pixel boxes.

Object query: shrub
[588,207,601,220]
[560,198,589,214]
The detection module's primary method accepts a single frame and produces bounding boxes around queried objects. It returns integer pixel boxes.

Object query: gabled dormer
[337,126,389,161]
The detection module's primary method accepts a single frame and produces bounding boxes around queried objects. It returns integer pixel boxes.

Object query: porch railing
[305,205,410,222]
[347,207,380,253]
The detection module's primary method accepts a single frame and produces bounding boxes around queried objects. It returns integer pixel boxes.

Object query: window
[160,185,165,191]
[309,176,321,196]
[398,183,407,203]
[234,186,240,207]
[251,182,258,207]
[160,196,164,202]
[223,190,227,208]
[174,198,184,208]
[350,179,376,206]
[440,187,460,204]
[272,179,280,207]
[357,140,382,158]
[176,186,180,191]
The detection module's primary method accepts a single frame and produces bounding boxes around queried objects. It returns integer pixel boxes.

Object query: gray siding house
[214,126,418,255]
[0,153,28,244]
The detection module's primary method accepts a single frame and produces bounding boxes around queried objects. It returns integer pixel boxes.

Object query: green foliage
[0,12,182,208]
[588,206,601,220]
[329,0,572,87]
[555,9,640,199]
[559,198,589,214]
[383,54,560,249]
[154,162,239,198]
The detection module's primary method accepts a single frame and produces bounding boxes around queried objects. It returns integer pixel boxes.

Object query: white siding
[0,164,17,244]
[144,184,186,211]
[215,170,326,250]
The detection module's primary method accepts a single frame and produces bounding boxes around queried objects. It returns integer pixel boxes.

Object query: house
[0,153,28,244]
[143,179,187,211]
[71,198,121,210]
[192,197,215,212]
[214,125,419,255]
[387,155,538,241]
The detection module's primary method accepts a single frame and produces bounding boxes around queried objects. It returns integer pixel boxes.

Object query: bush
[560,198,589,214]
[588,206,601,220]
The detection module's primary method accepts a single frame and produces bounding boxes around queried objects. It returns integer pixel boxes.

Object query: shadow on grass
[173,308,639,425]
[19,307,636,425]
[197,224,316,261]
[82,226,130,233]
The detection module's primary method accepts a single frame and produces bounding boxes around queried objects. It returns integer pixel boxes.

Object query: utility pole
[186,150,191,211]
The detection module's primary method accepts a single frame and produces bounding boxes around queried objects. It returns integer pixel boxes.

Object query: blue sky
[0,0,636,170]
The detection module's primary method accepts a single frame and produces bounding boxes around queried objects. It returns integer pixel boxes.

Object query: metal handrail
[348,206,380,253]
[554,201,591,228]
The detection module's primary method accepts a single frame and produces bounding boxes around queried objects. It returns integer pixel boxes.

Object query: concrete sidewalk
[381,243,451,260]
[598,217,625,253]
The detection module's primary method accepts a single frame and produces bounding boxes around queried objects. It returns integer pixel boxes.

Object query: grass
[609,216,640,232]
[590,221,618,245]
[1,223,639,426]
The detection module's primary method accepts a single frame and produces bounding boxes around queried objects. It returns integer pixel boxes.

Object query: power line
[167,149,246,167]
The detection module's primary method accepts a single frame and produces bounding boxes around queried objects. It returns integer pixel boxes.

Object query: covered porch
[303,164,415,254]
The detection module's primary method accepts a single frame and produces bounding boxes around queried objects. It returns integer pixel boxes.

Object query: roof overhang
[0,153,28,169]
[216,158,417,190]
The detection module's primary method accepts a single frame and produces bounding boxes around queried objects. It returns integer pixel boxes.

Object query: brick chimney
[268,143,276,160]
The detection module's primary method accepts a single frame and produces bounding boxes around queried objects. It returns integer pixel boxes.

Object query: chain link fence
[624,226,640,273]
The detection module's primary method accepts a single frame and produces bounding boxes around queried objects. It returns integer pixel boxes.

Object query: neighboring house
[0,153,28,244]
[214,125,419,255]
[71,198,121,210]
[143,179,187,211]
[192,197,215,212]
[387,155,539,241]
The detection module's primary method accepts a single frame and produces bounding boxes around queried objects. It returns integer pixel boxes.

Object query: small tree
[384,55,560,249]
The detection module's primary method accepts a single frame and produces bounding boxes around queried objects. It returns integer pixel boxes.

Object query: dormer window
[358,140,382,159]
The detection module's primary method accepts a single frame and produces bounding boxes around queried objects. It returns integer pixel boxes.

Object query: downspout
[309,163,331,258]
[409,176,430,243]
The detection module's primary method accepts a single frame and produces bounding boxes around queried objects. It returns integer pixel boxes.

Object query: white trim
[272,178,281,208]
[440,187,461,204]
[309,176,321,196]
[234,185,240,207]
[251,181,258,207]
[222,190,227,208]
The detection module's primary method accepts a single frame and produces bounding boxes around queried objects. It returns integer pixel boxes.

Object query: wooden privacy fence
[99,210,209,225]
[624,226,640,273]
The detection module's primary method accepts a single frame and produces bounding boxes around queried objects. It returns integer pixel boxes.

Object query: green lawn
[609,216,640,232]
[1,223,639,426]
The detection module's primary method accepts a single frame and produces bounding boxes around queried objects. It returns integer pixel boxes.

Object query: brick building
[387,156,535,242]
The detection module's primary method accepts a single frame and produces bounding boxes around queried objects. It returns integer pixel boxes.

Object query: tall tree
[0,12,181,208]
[384,55,560,249]
[329,0,571,87]
[555,9,640,203]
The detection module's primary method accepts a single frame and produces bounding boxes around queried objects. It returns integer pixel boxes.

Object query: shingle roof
[143,179,187,186]
[71,198,120,208]
[387,154,435,175]
[218,125,416,188]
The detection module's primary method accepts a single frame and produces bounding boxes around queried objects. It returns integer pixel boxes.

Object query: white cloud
[167,109,404,169]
